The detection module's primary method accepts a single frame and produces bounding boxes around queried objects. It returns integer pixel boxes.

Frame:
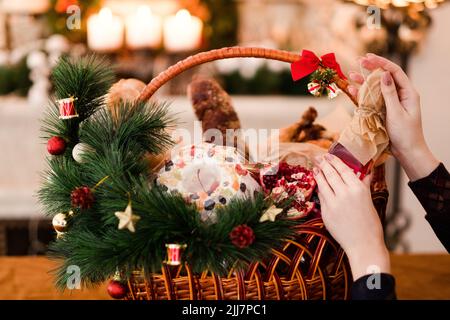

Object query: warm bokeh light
[346,0,446,9]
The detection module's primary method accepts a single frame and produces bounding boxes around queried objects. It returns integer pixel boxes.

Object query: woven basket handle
[138,46,358,106]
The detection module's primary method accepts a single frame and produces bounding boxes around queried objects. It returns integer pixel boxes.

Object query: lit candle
[87,8,124,52]
[126,5,162,49]
[163,9,203,53]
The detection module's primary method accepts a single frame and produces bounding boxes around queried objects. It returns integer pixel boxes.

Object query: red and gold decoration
[70,186,94,210]
[291,50,347,99]
[47,136,66,155]
[58,97,78,119]
[291,50,347,81]
[164,243,187,266]
[107,271,128,300]
[229,224,255,249]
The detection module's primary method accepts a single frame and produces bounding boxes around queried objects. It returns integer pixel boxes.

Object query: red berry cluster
[229,224,255,249]
[70,186,94,210]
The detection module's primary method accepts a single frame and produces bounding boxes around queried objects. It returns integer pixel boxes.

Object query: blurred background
[0,0,449,258]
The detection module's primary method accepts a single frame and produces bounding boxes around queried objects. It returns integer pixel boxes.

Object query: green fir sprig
[41,55,115,144]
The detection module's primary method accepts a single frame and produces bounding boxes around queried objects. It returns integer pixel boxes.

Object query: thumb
[381,71,404,118]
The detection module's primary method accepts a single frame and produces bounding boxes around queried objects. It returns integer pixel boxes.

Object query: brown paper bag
[338,69,389,166]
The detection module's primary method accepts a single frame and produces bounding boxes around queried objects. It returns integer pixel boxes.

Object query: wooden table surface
[0,254,449,300]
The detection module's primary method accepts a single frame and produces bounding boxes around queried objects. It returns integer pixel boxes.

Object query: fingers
[348,85,358,100]
[381,71,406,118]
[313,167,334,203]
[362,53,413,92]
[348,71,364,100]
[324,154,360,187]
[314,155,345,193]
[349,71,364,84]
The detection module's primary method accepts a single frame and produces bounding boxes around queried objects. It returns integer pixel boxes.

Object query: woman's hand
[348,53,439,181]
[313,153,390,280]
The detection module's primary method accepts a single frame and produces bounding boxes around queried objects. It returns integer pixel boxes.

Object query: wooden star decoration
[259,205,283,223]
[115,203,140,233]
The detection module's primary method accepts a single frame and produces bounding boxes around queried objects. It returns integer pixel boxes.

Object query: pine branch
[79,101,175,158]
[52,55,115,121]
[40,55,115,145]
[38,156,85,217]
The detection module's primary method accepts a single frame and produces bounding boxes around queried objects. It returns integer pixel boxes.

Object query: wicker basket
[125,47,389,300]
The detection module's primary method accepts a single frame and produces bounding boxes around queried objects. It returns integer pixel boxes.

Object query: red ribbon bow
[291,50,347,81]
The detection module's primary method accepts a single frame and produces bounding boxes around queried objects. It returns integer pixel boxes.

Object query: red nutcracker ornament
[58,96,79,119]
[164,243,187,266]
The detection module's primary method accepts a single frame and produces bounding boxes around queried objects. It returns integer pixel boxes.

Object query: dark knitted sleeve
[351,273,397,300]
[408,163,450,252]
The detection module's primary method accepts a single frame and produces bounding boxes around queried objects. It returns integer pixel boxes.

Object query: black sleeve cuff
[408,163,448,214]
[351,273,397,300]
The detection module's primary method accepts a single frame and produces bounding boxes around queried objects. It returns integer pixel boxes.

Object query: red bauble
[230,224,255,249]
[71,186,94,210]
[47,136,66,155]
[107,280,128,299]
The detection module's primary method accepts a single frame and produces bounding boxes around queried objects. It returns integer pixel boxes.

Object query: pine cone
[71,186,94,210]
[230,224,255,248]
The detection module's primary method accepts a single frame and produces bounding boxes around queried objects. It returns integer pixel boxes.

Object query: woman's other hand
[314,153,390,280]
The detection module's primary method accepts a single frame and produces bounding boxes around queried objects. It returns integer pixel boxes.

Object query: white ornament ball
[26,50,48,70]
[52,213,68,232]
[72,143,94,163]
[45,34,70,53]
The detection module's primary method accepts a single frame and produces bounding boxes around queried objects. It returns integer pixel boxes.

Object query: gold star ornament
[259,205,283,223]
[115,203,140,233]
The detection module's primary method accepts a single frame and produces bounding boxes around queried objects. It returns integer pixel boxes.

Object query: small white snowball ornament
[72,143,94,163]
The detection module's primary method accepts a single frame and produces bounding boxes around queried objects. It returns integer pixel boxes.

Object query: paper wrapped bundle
[335,68,389,170]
